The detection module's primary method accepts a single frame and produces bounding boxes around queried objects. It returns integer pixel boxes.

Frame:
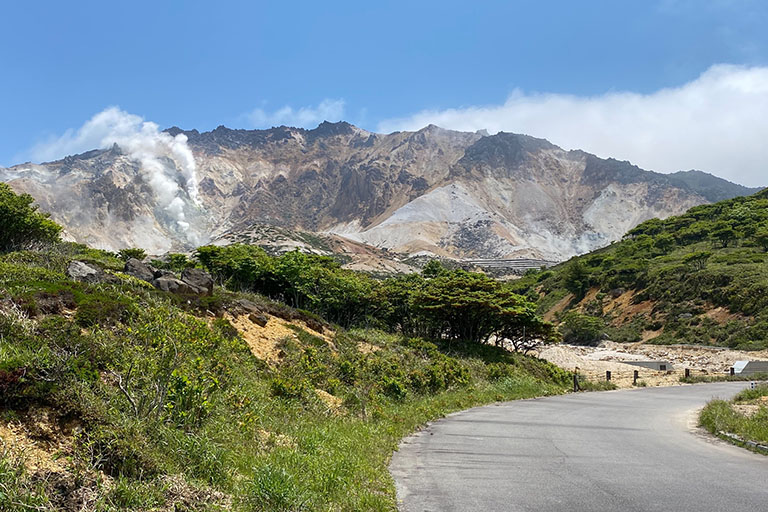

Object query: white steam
[28,107,203,244]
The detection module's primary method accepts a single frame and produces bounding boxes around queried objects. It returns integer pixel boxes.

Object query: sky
[2,0,768,186]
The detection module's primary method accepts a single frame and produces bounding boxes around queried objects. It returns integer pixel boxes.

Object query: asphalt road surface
[390,382,767,512]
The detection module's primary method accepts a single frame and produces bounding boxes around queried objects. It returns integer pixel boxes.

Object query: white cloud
[378,64,768,187]
[246,98,345,128]
[27,107,204,244]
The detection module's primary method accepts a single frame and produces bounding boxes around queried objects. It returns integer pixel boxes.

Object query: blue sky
[2,0,768,185]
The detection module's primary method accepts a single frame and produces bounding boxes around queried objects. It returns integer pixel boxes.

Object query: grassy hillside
[0,241,569,510]
[510,188,768,350]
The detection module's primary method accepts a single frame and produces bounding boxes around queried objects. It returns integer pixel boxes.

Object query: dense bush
[0,183,62,252]
[559,312,605,345]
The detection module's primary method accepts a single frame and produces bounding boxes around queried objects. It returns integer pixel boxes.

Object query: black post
[685,368,690,378]
[573,373,579,392]
[730,367,735,376]
[633,370,639,385]
[606,371,611,381]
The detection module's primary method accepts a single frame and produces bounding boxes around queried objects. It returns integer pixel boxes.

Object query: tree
[563,260,590,299]
[0,183,61,252]
[422,259,449,278]
[711,222,737,248]
[118,248,147,261]
[559,312,605,346]
[167,253,193,271]
[501,315,560,354]
[373,273,425,336]
[683,251,711,271]
[653,233,675,254]
[413,269,538,344]
[755,226,768,252]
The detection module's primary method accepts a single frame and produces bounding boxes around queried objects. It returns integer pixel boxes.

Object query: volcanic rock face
[1,122,760,261]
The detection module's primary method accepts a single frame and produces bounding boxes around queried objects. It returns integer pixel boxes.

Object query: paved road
[390,383,768,512]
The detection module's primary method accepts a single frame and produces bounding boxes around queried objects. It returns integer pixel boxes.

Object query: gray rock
[152,277,200,295]
[66,260,100,283]
[235,299,260,313]
[305,318,324,334]
[678,313,694,320]
[181,268,214,295]
[124,258,154,282]
[249,313,269,327]
[66,260,120,284]
[153,268,177,280]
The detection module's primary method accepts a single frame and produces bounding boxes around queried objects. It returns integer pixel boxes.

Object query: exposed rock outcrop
[124,258,154,282]
[181,268,214,296]
[66,261,120,284]
[122,259,215,296]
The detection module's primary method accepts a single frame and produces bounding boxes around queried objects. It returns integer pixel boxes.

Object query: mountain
[1,122,760,260]
[509,188,768,349]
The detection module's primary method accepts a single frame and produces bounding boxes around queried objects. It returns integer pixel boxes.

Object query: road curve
[390,382,767,512]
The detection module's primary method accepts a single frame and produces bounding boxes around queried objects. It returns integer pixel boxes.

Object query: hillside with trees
[510,188,768,350]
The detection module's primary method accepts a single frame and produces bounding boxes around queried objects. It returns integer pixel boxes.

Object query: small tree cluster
[0,183,61,252]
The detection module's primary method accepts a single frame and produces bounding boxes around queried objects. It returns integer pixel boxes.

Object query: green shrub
[381,376,408,400]
[270,376,310,399]
[560,312,605,345]
[75,293,136,327]
[487,362,516,382]
[0,183,61,252]
[118,248,147,261]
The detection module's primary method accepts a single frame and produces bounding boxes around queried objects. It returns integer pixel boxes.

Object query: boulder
[66,260,120,284]
[304,318,325,334]
[181,268,214,295]
[124,258,154,282]
[235,299,261,313]
[249,312,269,327]
[152,277,200,295]
[66,260,100,283]
[152,268,177,280]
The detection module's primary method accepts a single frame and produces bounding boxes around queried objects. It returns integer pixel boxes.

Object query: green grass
[577,378,618,392]
[700,384,768,453]
[679,373,768,384]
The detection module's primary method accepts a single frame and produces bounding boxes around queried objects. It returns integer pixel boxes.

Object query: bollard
[730,367,735,376]
[685,368,690,378]
[633,370,639,385]
[573,373,579,392]
[606,371,611,382]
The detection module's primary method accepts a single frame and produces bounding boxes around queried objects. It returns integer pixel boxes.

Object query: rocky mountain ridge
[1,122,761,261]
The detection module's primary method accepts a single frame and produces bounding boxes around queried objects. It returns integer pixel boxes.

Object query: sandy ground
[224,312,332,365]
[535,341,768,389]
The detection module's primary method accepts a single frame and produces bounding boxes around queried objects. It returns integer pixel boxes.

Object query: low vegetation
[679,373,768,384]
[511,188,768,350]
[700,384,768,453]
